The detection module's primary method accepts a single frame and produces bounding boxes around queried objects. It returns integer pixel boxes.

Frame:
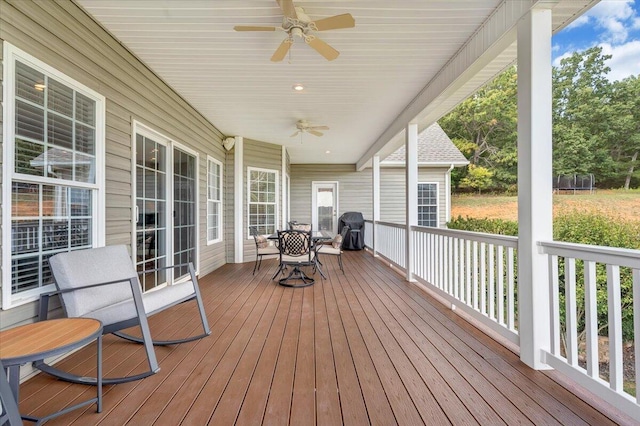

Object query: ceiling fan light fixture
[292,83,305,91]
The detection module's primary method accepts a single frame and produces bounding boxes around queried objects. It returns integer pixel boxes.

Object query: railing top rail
[411,225,518,247]
[375,221,407,230]
[539,240,640,269]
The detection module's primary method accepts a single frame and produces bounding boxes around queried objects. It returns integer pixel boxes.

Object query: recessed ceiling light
[292,83,305,91]
[325,150,331,154]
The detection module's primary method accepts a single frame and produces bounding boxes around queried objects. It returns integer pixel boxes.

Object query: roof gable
[383,123,468,166]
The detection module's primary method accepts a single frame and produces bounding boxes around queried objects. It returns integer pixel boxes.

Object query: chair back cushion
[278,230,312,259]
[332,234,343,249]
[255,235,269,249]
[49,245,139,318]
[290,223,312,232]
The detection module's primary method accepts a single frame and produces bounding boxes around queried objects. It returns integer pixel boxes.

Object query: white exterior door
[312,182,338,233]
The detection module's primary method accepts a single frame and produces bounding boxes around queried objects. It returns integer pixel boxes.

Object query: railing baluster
[473,241,479,310]
[634,269,640,405]
[488,244,495,320]
[584,260,598,378]
[480,242,487,315]
[460,238,466,302]
[466,240,472,306]
[549,254,560,356]
[496,246,506,324]
[607,264,623,392]
[453,237,459,299]
[566,257,578,366]
[507,247,515,330]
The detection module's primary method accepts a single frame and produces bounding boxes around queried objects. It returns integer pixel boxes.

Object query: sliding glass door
[135,126,197,291]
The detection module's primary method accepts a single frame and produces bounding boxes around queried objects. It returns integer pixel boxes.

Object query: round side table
[0,318,103,424]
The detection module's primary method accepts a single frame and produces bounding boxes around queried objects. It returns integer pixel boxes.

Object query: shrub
[447,213,640,341]
[447,215,518,236]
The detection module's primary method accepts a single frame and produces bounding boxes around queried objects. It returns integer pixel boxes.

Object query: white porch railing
[539,241,640,418]
[365,220,639,419]
[365,220,519,344]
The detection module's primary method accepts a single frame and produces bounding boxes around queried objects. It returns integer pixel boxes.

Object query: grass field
[451,189,640,222]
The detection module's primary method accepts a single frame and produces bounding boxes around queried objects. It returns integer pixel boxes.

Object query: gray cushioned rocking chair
[36,245,211,385]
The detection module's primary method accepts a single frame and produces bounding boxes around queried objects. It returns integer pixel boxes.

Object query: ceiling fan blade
[308,130,324,137]
[312,126,330,131]
[313,14,355,31]
[234,25,277,32]
[290,130,301,137]
[276,0,298,19]
[271,38,292,62]
[306,37,339,61]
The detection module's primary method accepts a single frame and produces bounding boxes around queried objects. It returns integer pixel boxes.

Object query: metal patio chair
[272,229,316,287]
[37,245,211,385]
[250,226,280,275]
[317,226,349,274]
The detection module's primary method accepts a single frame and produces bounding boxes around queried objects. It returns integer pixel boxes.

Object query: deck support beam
[405,123,418,282]
[517,8,553,369]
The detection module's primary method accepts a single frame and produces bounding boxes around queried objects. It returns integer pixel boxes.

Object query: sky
[552,0,640,81]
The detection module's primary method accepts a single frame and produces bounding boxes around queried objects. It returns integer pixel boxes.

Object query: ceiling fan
[234,0,355,62]
[290,120,329,137]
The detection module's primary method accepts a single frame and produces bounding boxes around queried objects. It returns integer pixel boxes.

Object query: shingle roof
[383,123,468,165]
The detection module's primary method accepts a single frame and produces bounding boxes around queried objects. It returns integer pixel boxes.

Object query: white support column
[445,164,454,224]
[281,146,287,230]
[405,123,418,282]
[372,155,380,257]
[517,9,553,369]
[234,136,244,263]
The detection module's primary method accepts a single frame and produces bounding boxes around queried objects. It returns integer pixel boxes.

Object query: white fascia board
[380,161,469,168]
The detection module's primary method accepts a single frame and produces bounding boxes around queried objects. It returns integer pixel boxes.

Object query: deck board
[14,251,633,425]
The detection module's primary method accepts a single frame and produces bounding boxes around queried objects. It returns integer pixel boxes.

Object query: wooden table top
[0,318,102,361]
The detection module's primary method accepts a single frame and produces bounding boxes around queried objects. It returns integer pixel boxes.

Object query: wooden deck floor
[16,251,635,425]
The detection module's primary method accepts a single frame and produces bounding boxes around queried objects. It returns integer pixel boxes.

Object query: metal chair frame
[272,230,317,287]
[37,246,211,385]
[250,226,280,275]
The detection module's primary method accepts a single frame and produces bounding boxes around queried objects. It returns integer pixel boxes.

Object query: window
[417,183,438,227]
[206,157,223,244]
[247,167,278,236]
[3,43,105,308]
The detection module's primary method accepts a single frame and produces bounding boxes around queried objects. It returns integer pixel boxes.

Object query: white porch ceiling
[76,0,596,165]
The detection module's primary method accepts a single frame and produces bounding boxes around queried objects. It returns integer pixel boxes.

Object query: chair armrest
[39,292,55,321]
[39,275,139,321]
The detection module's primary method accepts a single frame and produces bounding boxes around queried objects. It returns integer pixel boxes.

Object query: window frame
[2,42,106,309]
[206,156,223,245]
[417,182,439,228]
[246,167,279,238]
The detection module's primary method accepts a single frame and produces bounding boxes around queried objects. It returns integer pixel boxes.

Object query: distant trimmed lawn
[451,189,640,222]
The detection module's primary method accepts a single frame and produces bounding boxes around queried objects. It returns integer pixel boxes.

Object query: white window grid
[417,182,439,227]
[247,167,279,236]
[207,156,223,244]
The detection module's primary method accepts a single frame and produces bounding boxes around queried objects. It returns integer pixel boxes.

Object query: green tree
[552,47,616,181]
[608,76,640,189]
[440,66,518,190]
[459,164,493,193]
